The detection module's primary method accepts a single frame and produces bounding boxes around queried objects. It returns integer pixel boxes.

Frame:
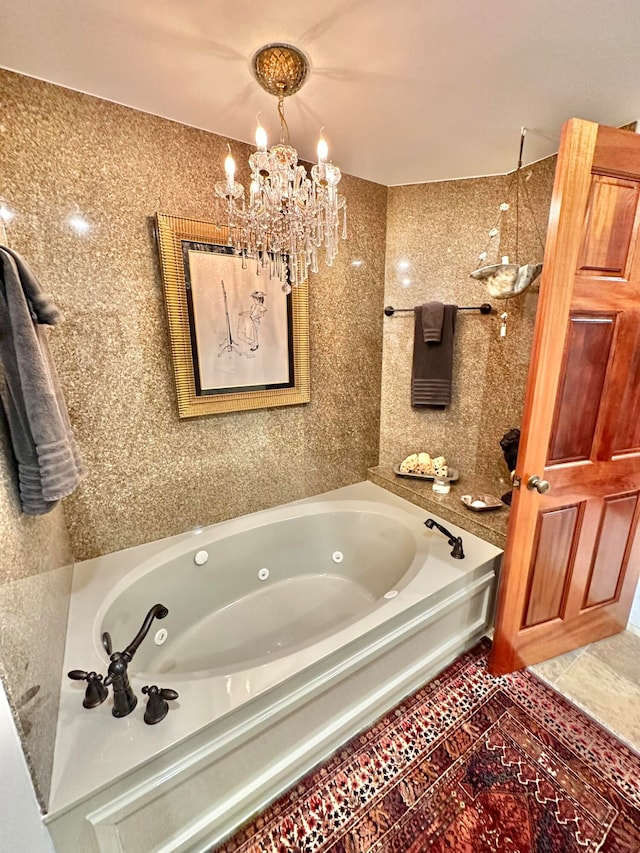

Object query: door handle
[527,475,551,494]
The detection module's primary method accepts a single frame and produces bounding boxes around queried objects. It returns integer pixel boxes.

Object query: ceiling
[1,0,639,186]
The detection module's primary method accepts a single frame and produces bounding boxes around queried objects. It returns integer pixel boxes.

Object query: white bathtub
[100,506,425,678]
[46,481,502,853]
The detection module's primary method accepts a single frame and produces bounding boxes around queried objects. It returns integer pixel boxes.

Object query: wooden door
[489,118,640,675]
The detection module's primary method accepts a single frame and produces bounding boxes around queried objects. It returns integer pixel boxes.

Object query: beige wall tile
[0,564,73,806]
[380,160,555,482]
[1,69,387,561]
[0,415,73,806]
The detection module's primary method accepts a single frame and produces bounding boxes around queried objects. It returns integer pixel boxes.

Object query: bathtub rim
[50,564,497,819]
[46,575,497,853]
[49,481,502,820]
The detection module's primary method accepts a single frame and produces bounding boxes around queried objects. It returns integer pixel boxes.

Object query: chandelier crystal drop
[214,43,347,289]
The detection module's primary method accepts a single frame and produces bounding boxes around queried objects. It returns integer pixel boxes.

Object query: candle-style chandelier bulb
[214,43,347,287]
[255,115,268,151]
[317,131,328,163]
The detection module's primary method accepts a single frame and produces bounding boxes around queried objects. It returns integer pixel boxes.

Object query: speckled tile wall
[0,414,73,806]
[1,69,387,562]
[474,157,557,480]
[0,68,386,807]
[380,157,556,486]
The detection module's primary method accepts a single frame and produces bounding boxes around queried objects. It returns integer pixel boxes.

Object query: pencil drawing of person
[237,290,267,354]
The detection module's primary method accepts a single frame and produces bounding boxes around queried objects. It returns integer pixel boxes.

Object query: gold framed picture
[155,213,310,418]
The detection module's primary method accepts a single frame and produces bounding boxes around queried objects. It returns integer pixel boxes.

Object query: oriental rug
[213,639,640,853]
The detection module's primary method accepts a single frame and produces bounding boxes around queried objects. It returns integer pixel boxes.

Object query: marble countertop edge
[367,465,509,549]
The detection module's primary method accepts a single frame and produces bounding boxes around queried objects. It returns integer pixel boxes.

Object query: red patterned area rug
[213,639,640,853]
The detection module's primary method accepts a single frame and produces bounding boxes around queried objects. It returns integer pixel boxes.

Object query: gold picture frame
[155,213,310,418]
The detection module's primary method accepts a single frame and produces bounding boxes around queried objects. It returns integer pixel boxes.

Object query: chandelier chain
[277,96,289,145]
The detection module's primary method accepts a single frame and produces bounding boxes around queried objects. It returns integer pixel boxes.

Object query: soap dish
[461,494,503,512]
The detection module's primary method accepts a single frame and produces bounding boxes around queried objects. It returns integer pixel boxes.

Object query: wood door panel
[490,120,640,676]
[522,504,580,628]
[583,492,639,608]
[593,125,640,181]
[571,277,640,311]
[547,315,615,465]
[542,462,640,495]
[578,175,639,277]
[598,316,640,456]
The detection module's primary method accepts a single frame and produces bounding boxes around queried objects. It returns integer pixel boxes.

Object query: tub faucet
[104,604,169,718]
[424,518,465,559]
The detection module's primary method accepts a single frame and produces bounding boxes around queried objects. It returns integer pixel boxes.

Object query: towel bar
[384,303,493,317]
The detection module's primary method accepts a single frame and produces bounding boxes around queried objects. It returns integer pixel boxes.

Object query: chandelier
[214,43,347,289]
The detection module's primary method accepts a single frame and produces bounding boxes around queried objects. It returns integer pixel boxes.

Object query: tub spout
[103,604,169,718]
[424,518,465,559]
[122,603,169,660]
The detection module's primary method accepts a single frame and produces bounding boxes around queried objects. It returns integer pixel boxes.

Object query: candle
[255,122,268,152]
[225,151,235,189]
[250,179,259,205]
[317,133,328,164]
[316,131,328,183]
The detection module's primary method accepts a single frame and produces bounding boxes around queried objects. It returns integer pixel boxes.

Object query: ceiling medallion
[252,43,309,98]
[215,43,346,290]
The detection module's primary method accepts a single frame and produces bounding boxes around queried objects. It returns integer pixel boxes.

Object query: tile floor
[530,629,640,754]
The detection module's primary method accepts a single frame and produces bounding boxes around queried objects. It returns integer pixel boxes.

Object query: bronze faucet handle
[141,685,179,725]
[68,669,109,709]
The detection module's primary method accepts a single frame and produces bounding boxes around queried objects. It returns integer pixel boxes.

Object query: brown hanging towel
[411,303,457,409]
[420,301,445,342]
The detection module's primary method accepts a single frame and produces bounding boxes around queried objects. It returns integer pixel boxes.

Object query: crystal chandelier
[214,43,347,289]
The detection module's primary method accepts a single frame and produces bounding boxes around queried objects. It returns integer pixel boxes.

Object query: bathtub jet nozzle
[424,518,465,559]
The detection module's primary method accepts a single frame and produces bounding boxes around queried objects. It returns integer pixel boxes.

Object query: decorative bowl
[393,464,459,483]
[469,262,542,298]
[460,494,503,512]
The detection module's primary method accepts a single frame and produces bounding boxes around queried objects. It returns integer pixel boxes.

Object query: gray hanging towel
[411,303,457,409]
[0,246,85,514]
[421,301,444,342]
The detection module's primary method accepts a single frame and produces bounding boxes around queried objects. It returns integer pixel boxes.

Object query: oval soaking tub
[47,481,502,853]
[101,509,421,677]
